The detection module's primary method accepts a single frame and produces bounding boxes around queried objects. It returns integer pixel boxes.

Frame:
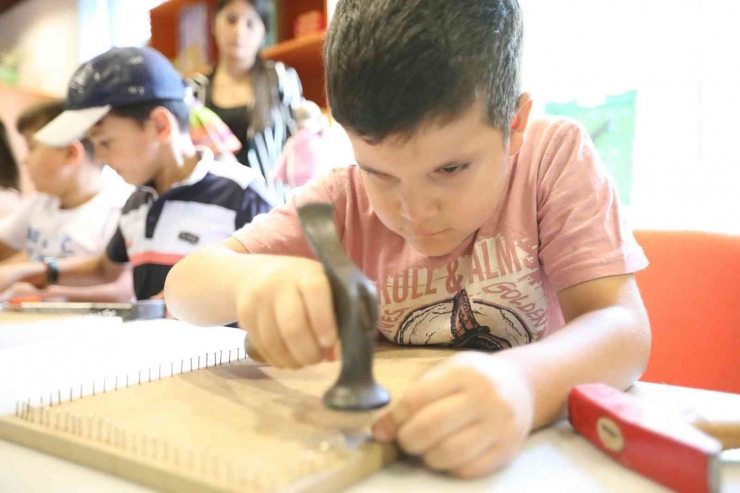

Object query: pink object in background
[273,100,330,188]
[273,128,328,188]
[294,10,325,38]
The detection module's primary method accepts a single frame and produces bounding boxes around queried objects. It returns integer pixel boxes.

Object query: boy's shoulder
[514,116,596,182]
[121,187,154,215]
[204,157,264,191]
[95,179,134,209]
[17,193,59,214]
[203,157,277,210]
[523,117,587,151]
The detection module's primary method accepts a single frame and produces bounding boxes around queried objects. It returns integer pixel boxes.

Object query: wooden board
[0,344,452,493]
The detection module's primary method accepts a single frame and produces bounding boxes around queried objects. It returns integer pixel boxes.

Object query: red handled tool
[569,383,739,493]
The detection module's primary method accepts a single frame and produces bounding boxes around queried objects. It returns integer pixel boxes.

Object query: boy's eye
[438,164,470,175]
[227,14,238,24]
[363,168,384,177]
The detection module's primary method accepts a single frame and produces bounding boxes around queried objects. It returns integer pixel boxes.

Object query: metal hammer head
[297,202,390,412]
[569,384,722,493]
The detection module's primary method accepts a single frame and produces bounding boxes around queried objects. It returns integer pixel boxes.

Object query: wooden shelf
[263,31,325,64]
[150,0,328,107]
[150,0,218,63]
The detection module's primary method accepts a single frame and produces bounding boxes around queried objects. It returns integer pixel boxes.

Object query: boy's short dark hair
[0,121,20,190]
[17,99,96,159]
[17,99,65,136]
[325,0,523,143]
[108,100,191,134]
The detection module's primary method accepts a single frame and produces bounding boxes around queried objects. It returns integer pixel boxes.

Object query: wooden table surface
[1,313,738,493]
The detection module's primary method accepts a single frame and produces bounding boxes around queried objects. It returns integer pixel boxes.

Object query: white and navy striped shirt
[106,149,274,300]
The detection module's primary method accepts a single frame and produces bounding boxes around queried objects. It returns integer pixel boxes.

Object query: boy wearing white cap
[0,47,274,304]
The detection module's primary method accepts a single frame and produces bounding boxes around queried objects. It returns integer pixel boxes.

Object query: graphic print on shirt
[377,233,548,349]
[25,228,77,260]
[396,288,532,350]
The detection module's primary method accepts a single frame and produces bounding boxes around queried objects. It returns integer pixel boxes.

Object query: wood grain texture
[0,344,453,492]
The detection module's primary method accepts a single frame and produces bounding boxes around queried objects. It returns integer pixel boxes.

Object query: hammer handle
[693,421,740,450]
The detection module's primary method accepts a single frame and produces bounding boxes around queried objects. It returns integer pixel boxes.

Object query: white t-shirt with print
[0,188,21,221]
[0,183,132,261]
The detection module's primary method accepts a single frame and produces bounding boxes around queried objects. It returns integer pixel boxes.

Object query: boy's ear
[149,107,175,142]
[63,141,86,166]
[508,92,533,156]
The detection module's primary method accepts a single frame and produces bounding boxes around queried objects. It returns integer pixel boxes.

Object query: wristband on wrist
[42,257,59,286]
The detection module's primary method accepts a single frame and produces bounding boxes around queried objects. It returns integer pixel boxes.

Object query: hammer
[245,202,390,412]
[569,383,740,493]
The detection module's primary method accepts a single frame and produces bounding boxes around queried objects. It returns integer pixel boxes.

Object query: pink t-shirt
[234,118,648,350]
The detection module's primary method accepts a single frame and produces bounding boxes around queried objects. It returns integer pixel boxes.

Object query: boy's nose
[398,187,438,224]
[235,22,250,36]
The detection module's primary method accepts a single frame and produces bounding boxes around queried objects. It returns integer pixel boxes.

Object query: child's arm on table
[165,238,338,368]
[372,273,650,479]
[40,265,134,302]
[0,249,29,266]
[0,240,19,264]
[0,254,132,302]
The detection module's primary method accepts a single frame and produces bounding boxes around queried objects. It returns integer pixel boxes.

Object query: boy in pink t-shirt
[166,0,650,479]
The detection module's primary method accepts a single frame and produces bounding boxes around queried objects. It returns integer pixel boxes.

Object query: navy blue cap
[35,47,187,147]
[67,46,186,109]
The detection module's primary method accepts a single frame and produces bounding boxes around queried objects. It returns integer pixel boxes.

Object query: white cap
[34,106,111,147]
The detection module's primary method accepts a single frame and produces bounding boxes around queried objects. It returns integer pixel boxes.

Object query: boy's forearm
[57,255,117,286]
[45,270,134,303]
[497,305,650,430]
[0,241,20,264]
[4,261,47,287]
[3,255,120,289]
[165,245,283,326]
[0,251,30,266]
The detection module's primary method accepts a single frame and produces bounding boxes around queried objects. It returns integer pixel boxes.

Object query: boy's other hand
[236,257,338,369]
[0,282,41,303]
[0,265,17,294]
[372,351,535,478]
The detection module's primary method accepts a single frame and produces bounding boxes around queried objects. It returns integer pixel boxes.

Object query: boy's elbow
[164,260,186,320]
[164,250,208,324]
[624,302,652,382]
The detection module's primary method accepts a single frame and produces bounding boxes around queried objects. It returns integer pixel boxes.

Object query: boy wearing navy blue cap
[0,47,274,304]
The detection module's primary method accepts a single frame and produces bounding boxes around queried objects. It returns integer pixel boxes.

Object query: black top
[188,62,303,204]
[206,98,251,172]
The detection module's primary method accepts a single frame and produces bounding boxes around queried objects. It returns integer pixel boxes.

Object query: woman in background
[0,120,21,218]
[190,0,303,202]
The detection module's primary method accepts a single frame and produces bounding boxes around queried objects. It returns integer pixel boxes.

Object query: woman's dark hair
[216,0,277,135]
[0,121,20,191]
